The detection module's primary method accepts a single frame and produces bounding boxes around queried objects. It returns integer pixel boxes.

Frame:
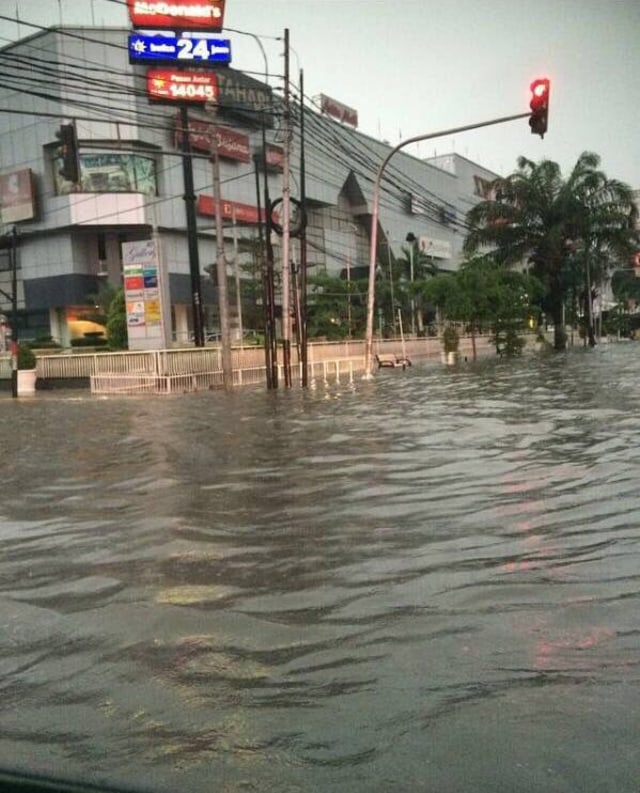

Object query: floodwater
[1,344,639,793]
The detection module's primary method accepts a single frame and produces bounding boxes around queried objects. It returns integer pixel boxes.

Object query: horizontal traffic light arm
[363,108,534,379]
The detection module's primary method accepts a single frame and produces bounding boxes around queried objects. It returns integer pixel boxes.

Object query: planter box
[440,351,459,365]
[17,368,37,395]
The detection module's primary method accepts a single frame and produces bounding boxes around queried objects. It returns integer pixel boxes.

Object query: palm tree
[464,152,638,350]
[396,239,439,333]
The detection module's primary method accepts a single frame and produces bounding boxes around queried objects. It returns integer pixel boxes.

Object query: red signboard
[320,94,358,128]
[174,115,251,162]
[197,195,264,224]
[147,68,218,103]
[127,0,225,31]
[264,144,284,170]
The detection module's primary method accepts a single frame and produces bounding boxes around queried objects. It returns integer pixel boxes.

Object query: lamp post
[363,111,530,379]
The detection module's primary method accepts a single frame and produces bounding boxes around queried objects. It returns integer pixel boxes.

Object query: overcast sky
[1,0,639,187]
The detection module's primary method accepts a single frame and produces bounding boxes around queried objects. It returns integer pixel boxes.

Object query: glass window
[55,152,158,196]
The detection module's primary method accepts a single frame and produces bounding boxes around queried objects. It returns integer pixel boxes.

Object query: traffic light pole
[363,111,530,379]
[0,227,18,398]
[179,105,205,348]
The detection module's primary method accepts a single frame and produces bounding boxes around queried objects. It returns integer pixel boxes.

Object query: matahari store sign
[174,115,251,162]
[197,195,265,225]
[127,0,225,31]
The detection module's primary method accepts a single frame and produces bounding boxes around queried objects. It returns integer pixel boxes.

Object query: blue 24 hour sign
[129,32,231,66]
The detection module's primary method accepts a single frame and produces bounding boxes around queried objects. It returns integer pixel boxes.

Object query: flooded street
[1,344,639,792]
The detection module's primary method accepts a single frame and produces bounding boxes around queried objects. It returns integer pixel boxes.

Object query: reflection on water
[1,344,639,793]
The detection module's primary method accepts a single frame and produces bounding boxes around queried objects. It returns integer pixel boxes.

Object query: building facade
[0,26,500,347]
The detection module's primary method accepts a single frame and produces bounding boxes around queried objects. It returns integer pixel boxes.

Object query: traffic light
[56,122,80,183]
[529,78,550,138]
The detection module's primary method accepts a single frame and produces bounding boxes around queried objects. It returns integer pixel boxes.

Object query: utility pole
[281,28,292,387]
[299,68,309,387]
[179,105,205,347]
[208,108,233,388]
[254,150,277,389]
[231,208,243,343]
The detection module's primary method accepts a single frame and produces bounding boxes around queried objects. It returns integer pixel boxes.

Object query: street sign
[147,68,219,103]
[129,31,231,65]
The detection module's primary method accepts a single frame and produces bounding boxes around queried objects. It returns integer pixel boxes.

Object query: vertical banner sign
[122,239,169,350]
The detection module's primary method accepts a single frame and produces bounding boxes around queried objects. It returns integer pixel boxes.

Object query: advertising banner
[216,69,273,126]
[0,169,36,224]
[122,239,170,349]
[418,236,452,260]
[174,115,251,161]
[319,94,358,128]
[197,195,264,225]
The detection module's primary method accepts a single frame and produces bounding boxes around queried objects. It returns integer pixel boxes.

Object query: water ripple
[1,345,639,792]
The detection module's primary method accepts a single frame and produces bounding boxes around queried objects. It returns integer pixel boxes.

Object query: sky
[1,0,639,186]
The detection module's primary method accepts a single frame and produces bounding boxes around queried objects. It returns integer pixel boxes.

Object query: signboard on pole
[129,31,231,65]
[147,68,219,103]
[127,0,226,31]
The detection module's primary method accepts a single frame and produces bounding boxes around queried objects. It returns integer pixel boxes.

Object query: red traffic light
[531,81,548,100]
[529,78,550,138]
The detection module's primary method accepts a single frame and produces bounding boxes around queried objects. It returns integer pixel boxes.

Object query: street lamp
[363,110,530,379]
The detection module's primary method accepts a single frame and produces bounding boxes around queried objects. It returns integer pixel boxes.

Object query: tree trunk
[550,298,566,350]
[584,288,596,347]
[549,271,567,350]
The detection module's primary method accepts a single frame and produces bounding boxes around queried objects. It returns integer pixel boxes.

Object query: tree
[306,273,367,340]
[106,287,127,349]
[396,240,439,333]
[464,152,638,350]
[419,259,542,358]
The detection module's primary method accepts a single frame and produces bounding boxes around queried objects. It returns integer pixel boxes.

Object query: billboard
[127,0,225,31]
[129,31,231,66]
[197,195,264,225]
[174,115,251,161]
[0,169,36,223]
[319,94,358,128]
[147,68,218,103]
[419,236,452,260]
[216,69,274,126]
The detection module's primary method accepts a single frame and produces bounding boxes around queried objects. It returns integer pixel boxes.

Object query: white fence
[0,335,496,394]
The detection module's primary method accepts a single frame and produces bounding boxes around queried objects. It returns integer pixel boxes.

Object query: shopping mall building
[0,25,499,347]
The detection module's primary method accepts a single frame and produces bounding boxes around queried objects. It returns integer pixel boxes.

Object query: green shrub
[17,342,36,369]
[33,336,62,349]
[442,325,460,353]
[106,288,128,350]
[70,337,109,348]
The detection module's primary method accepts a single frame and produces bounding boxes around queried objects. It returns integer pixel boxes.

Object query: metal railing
[1,335,496,394]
